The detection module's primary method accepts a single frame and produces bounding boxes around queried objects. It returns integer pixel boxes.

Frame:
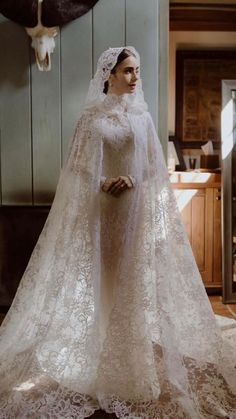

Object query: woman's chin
[127,87,136,94]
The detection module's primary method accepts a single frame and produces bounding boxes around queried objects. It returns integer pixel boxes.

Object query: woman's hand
[101,176,134,197]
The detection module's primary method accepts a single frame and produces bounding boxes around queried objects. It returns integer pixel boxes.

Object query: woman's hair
[103,48,136,94]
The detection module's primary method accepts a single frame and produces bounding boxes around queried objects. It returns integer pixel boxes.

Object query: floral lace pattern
[0,93,236,419]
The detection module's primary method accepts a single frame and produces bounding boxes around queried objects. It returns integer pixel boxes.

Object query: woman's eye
[124,69,139,75]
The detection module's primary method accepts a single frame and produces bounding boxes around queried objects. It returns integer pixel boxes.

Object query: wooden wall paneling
[0,16,32,205]
[170,5,236,31]
[61,11,93,164]
[93,0,125,74]
[31,32,61,205]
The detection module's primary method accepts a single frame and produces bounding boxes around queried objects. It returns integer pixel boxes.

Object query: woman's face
[108,55,139,95]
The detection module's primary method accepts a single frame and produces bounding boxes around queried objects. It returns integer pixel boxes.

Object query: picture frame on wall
[175,50,236,149]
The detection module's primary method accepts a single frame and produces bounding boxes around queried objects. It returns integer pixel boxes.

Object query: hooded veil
[0,46,236,419]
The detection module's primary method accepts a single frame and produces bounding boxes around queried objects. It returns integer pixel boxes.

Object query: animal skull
[26,26,58,71]
[25,0,59,71]
[0,0,99,71]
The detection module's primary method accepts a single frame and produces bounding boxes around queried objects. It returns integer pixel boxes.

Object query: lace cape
[0,93,236,418]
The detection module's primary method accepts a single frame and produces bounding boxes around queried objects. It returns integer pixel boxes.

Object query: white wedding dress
[0,47,236,419]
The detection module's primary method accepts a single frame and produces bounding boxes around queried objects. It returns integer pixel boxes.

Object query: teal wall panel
[0,0,168,205]
[61,11,93,164]
[126,0,158,126]
[31,36,61,205]
[0,16,32,205]
[93,0,125,73]
[158,0,169,157]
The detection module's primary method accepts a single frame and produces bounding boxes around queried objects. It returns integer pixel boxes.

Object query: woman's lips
[129,84,136,88]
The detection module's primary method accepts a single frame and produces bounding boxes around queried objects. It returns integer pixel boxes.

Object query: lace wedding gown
[0,47,236,418]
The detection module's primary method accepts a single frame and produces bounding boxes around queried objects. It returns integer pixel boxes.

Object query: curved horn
[41,0,99,27]
[0,0,38,27]
[0,0,100,28]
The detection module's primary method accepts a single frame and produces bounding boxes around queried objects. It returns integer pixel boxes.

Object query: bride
[0,46,236,419]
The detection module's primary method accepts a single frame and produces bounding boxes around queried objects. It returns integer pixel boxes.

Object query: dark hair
[103,48,136,94]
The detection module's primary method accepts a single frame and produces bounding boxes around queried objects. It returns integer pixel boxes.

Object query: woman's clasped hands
[101,175,135,197]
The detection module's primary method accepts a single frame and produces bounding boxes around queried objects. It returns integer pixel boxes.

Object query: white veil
[0,46,236,419]
[84,46,148,112]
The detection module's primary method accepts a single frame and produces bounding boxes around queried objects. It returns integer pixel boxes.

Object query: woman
[0,46,236,418]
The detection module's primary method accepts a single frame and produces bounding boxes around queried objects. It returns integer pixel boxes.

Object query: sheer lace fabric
[0,92,236,417]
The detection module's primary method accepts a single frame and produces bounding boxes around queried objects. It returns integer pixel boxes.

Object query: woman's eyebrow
[123,66,140,70]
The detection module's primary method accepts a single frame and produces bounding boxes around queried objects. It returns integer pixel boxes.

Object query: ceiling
[170,1,236,31]
[170,0,236,4]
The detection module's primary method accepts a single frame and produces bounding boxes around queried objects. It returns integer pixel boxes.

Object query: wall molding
[170,3,236,31]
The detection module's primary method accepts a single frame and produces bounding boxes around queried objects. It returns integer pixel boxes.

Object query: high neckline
[104,93,129,106]
[86,91,148,115]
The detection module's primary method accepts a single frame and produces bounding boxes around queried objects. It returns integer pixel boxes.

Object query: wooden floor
[208,294,236,319]
[0,295,235,419]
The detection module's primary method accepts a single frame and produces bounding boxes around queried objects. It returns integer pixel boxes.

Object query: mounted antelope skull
[0,0,99,71]
[25,0,58,72]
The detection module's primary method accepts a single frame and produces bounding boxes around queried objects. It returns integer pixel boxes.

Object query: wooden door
[213,187,222,286]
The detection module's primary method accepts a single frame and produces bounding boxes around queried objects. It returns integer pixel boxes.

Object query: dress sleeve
[100,176,106,188]
[127,174,136,187]
[62,111,104,191]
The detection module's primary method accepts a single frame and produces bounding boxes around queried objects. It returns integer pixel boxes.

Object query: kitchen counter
[169,170,221,188]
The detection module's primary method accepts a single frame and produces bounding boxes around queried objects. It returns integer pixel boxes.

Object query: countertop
[169,170,221,188]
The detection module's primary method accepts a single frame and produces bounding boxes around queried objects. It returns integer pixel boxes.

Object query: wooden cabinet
[170,171,222,289]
